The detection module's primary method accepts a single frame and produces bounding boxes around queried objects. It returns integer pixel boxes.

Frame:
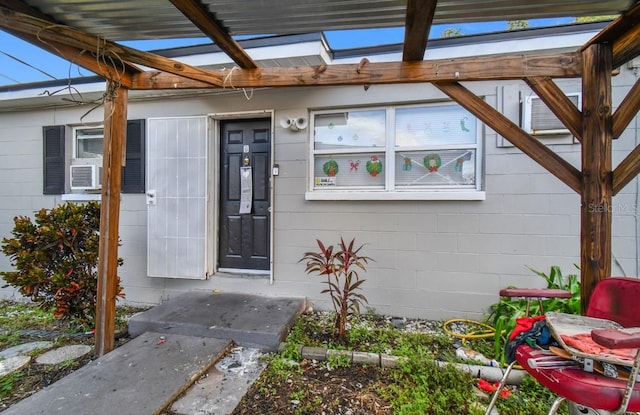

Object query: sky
[0,18,575,87]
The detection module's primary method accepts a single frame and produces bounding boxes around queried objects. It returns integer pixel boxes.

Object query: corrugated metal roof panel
[22,0,633,40]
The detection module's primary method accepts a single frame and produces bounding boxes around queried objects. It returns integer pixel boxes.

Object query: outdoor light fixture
[279,116,308,131]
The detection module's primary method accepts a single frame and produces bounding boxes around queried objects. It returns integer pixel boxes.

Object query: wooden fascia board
[613,143,640,195]
[0,6,223,87]
[582,2,640,68]
[402,0,437,61]
[434,81,582,193]
[525,76,583,141]
[613,75,640,138]
[168,0,257,69]
[132,51,582,89]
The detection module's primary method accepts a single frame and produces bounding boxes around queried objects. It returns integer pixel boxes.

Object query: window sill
[304,190,486,201]
[61,193,102,201]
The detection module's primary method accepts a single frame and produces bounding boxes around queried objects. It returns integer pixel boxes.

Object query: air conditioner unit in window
[521,93,580,136]
[70,164,102,190]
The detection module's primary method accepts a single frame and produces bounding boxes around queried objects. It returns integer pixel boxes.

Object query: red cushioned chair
[485,277,640,415]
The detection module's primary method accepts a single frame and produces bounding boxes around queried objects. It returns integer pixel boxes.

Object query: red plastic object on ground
[486,277,640,415]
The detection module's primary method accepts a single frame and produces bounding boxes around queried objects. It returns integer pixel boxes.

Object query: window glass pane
[395,105,476,147]
[76,127,104,158]
[314,110,385,150]
[314,153,385,188]
[395,149,476,187]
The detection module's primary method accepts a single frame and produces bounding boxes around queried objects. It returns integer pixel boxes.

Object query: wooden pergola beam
[402,0,437,61]
[434,81,582,193]
[95,82,127,356]
[0,5,223,87]
[132,51,582,89]
[613,75,640,138]
[582,2,640,68]
[169,0,258,69]
[580,43,613,312]
[613,144,640,195]
[525,76,583,141]
[611,20,640,70]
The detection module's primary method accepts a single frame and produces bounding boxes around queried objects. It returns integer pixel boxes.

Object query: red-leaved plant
[300,237,371,340]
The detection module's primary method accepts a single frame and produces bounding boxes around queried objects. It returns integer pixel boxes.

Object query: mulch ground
[231,358,394,415]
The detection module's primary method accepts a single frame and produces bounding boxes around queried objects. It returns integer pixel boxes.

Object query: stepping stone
[35,345,92,365]
[0,356,31,376]
[2,332,231,415]
[0,341,54,359]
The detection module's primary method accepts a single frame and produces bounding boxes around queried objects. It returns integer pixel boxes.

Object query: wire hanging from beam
[32,25,126,124]
[0,49,58,81]
[0,71,20,84]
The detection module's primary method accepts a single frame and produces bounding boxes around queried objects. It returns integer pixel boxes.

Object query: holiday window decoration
[423,154,442,172]
[323,159,339,176]
[366,155,383,177]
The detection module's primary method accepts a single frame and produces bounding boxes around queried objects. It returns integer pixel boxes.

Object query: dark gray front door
[219,118,271,270]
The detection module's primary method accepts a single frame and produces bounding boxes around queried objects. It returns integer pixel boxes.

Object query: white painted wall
[0,62,638,322]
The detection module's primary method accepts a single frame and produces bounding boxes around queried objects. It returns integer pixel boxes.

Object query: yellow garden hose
[443,318,496,339]
[443,319,520,369]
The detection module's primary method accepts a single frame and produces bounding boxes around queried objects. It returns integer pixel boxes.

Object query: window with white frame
[74,126,104,159]
[308,103,484,200]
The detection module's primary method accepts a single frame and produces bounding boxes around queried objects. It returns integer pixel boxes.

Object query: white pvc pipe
[439,361,527,384]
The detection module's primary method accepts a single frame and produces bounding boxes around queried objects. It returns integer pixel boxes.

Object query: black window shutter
[43,125,65,195]
[122,119,145,193]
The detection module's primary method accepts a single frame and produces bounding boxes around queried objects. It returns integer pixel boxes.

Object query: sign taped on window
[239,166,253,214]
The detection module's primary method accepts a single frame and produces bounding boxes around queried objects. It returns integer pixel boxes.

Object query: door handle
[243,156,250,166]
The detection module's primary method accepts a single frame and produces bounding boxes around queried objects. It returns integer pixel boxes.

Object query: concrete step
[128,292,306,351]
[2,332,232,415]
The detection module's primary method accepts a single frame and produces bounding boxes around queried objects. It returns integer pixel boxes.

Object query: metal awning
[15,0,634,39]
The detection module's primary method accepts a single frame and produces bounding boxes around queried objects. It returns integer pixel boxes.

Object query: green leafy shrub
[0,201,124,324]
[486,265,580,362]
[300,237,371,340]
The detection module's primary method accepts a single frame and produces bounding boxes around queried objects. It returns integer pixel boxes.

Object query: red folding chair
[486,277,640,415]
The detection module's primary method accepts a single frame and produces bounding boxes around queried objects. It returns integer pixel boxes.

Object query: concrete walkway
[2,292,305,415]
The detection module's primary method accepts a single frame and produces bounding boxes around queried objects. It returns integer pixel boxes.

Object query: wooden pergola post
[580,43,613,312]
[95,82,128,356]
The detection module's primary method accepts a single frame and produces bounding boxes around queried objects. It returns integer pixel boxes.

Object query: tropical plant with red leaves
[0,201,124,324]
[300,237,371,340]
